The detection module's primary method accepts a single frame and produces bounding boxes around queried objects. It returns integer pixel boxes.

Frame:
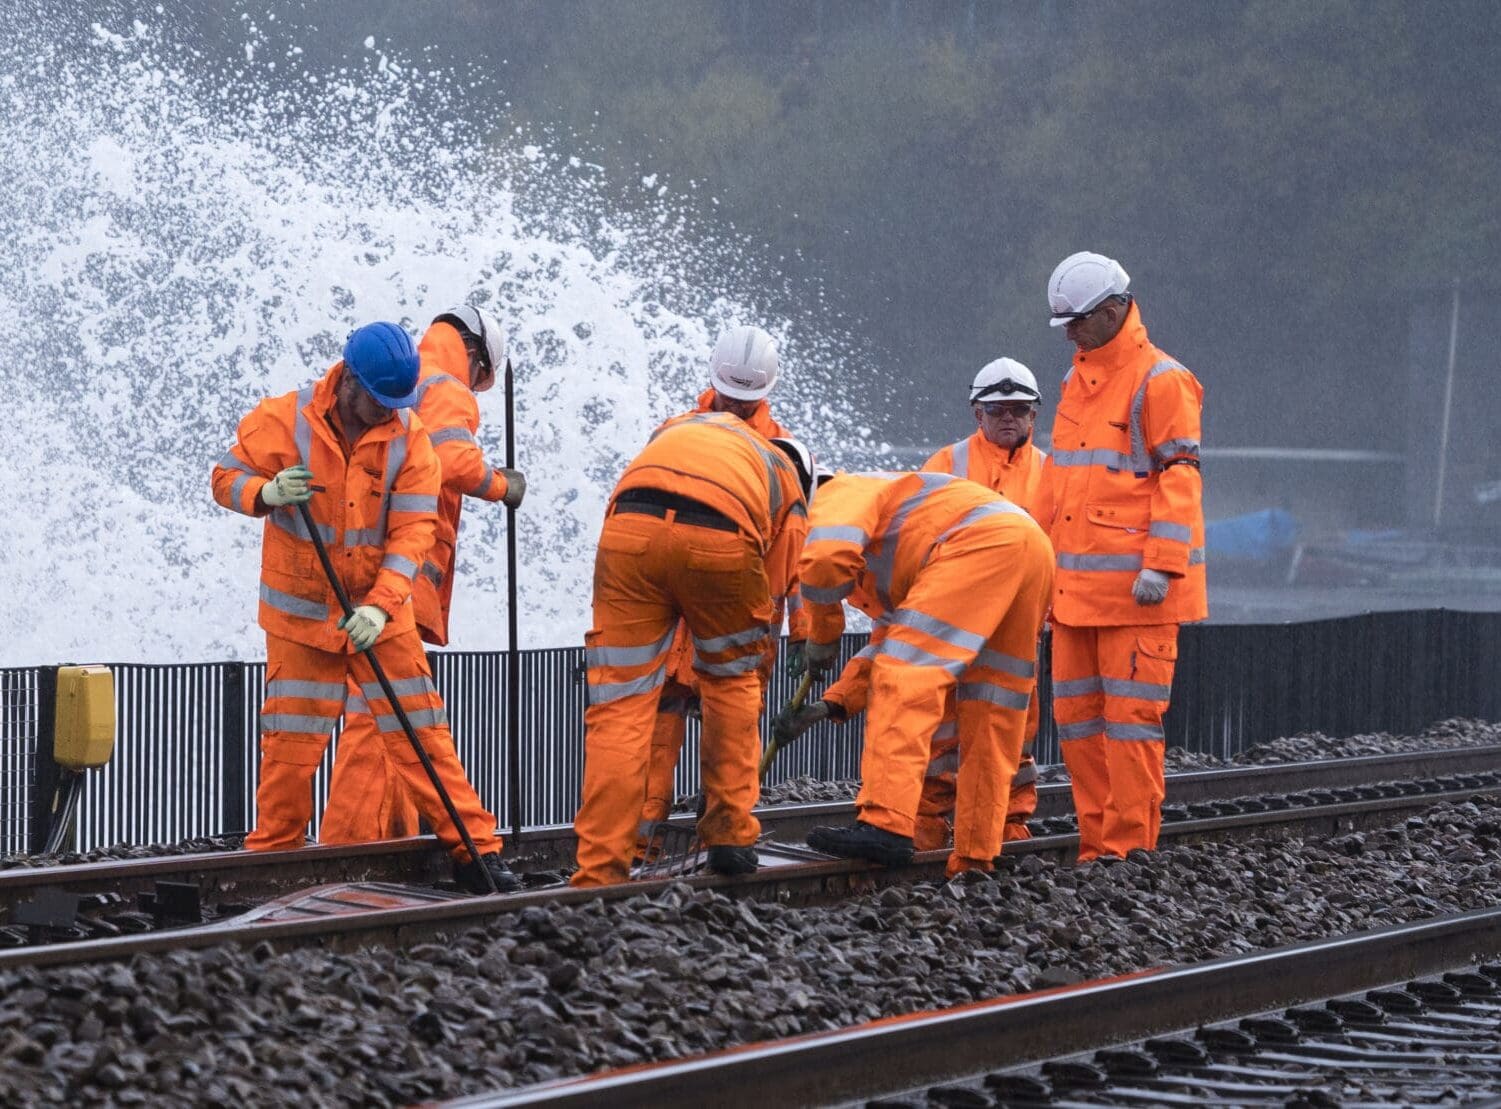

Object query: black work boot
[706,845,758,876]
[453,853,524,894]
[807,822,914,866]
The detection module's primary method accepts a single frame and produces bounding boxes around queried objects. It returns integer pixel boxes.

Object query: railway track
[5,754,1501,971]
[453,904,1501,1107]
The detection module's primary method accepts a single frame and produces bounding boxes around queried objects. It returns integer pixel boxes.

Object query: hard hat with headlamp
[969,358,1041,406]
[1047,251,1131,328]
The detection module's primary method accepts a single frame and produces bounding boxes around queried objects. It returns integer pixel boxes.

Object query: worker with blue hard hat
[211,320,521,893]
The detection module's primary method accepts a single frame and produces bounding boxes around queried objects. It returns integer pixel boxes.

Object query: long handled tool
[295,500,496,893]
[759,671,814,782]
[504,357,522,844]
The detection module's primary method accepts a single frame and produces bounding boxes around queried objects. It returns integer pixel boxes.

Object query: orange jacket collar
[1074,300,1151,374]
[307,362,406,450]
[419,321,472,386]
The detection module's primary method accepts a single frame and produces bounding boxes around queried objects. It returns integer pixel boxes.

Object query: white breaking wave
[0,6,887,665]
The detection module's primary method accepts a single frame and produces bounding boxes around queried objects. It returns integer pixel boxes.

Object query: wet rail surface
[447,907,1501,1108]
[6,761,1501,970]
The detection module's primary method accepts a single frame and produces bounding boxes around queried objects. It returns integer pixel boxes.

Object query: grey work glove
[804,639,839,677]
[261,464,314,507]
[772,700,831,747]
[500,468,526,509]
[1132,568,1171,606]
[339,605,388,651]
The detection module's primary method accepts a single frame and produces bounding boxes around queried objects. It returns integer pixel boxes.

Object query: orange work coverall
[210,362,502,862]
[799,472,1054,876]
[319,321,513,844]
[574,412,808,886]
[638,390,803,843]
[1035,300,1207,861]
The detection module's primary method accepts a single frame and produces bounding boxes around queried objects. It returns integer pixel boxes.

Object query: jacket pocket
[1130,634,1178,689]
[1086,503,1150,534]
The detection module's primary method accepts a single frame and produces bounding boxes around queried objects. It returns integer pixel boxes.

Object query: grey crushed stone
[6,793,1501,1105]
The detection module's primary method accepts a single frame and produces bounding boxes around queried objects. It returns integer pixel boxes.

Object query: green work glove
[772,700,831,747]
[260,464,314,507]
[500,468,526,509]
[339,605,388,651]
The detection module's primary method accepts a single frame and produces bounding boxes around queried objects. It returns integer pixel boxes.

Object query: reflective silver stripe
[362,676,436,701]
[801,582,854,604]
[1053,676,1103,698]
[376,706,449,732]
[787,592,803,613]
[975,648,1035,678]
[807,525,869,546]
[889,607,986,652]
[229,472,255,510]
[218,450,257,474]
[671,412,792,523]
[1058,716,1105,740]
[1012,762,1039,787]
[346,527,383,548]
[590,666,668,704]
[934,500,1030,545]
[695,653,763,677]
[1106,721,1165,741]
[1152,438,1200,463]
[259,583,327,621]
[413,374,459,403]
[428,426,477,447]
[347,694,370,713]
[261,713,338,735]
[586,627,677,669]
[957,682,1030,711]
[293,385,314,467]
[1189,547,1207,566]
[863,472,954,608]
[390,493,437,514]
[853,641,880,662]
[877,638,969,676]
[1102,677,1172,700]
[1128,359,1186,474]
[1058,552,1142,572]
[382,553,419,579]
[268,509,337,545]
[926,750,960,777]
[468,468,498,497]
[266,679,346,701]
[694,625,767,654]
[948,438,969,478]
[932,720,958,740]
[1049,447,1135,471]
[421,561,444,586]
[380,435,409,547]
[1148,521,1192,543]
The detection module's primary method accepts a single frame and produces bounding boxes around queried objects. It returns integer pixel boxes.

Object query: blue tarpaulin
[1205,507,1300,562]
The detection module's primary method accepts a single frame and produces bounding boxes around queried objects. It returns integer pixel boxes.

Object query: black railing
[6,610,1500,854]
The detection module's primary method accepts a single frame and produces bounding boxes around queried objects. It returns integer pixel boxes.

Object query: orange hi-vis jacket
[618,411,808,603]
[1037,302,1208,626]
[408,322,511,645]
[690,387,789,440]
[798,471,1033,645]
[211,363,441,653]
[923,434,1047,518]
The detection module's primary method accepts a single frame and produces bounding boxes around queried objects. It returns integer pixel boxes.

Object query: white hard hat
[1047,251,1130,327]
[769,436,816,502]
[710,325,779,401]
[435,304,507,372]
[969,358,1041,405]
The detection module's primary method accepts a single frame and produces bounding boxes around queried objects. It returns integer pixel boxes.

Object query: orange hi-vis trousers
[574,507,773,887]
[915,688,1039,850]
[247,630,501,861]
[317,680,421,844]
[858,517,1053,876]
[1051,622,1179,862]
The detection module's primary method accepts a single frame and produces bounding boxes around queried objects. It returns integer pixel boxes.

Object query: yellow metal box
[54,665,116,770]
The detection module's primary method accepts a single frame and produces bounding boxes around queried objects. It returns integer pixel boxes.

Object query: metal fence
[5,609,1500,854]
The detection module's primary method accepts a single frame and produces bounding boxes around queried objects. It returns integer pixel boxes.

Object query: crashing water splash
[0,6,887,664]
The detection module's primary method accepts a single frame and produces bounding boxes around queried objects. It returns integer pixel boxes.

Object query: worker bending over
[211,321,520,893]
[320,304,526,845]
[1039,251,1207,862]
[573,412,810,886]
[800,472,1054,877]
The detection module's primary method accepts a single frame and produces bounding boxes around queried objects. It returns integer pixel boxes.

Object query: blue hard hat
[343,322,420,408]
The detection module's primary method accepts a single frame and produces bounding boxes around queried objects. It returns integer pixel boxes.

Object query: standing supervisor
[1039,251,1207,862]
[320,304,526,845]
[211,321,520,893]
[573,412,810,886]
[800,472,1054,877]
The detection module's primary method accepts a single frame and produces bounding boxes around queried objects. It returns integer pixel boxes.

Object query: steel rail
[451,903,1501,1108]
[4,777,1501,972]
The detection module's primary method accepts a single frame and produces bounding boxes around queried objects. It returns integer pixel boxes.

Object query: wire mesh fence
[5,609,1500,853]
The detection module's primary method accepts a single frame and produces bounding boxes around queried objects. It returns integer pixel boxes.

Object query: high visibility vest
[923,433,1047,518]
[1039,302,1208,626]
[211,363,441,653]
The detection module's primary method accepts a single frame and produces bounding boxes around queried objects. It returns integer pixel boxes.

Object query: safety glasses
[978,401,1035,418]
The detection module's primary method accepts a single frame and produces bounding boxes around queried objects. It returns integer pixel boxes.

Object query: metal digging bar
[504,356,522,844]
[294,500,496,893]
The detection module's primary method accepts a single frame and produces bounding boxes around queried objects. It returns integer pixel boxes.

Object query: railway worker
[1039,251,1207,863]
[800,472,1054,877]
[210,321,521,894]
[319,305,526,846]
[573,410,811,886]
[636,325,809,857]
